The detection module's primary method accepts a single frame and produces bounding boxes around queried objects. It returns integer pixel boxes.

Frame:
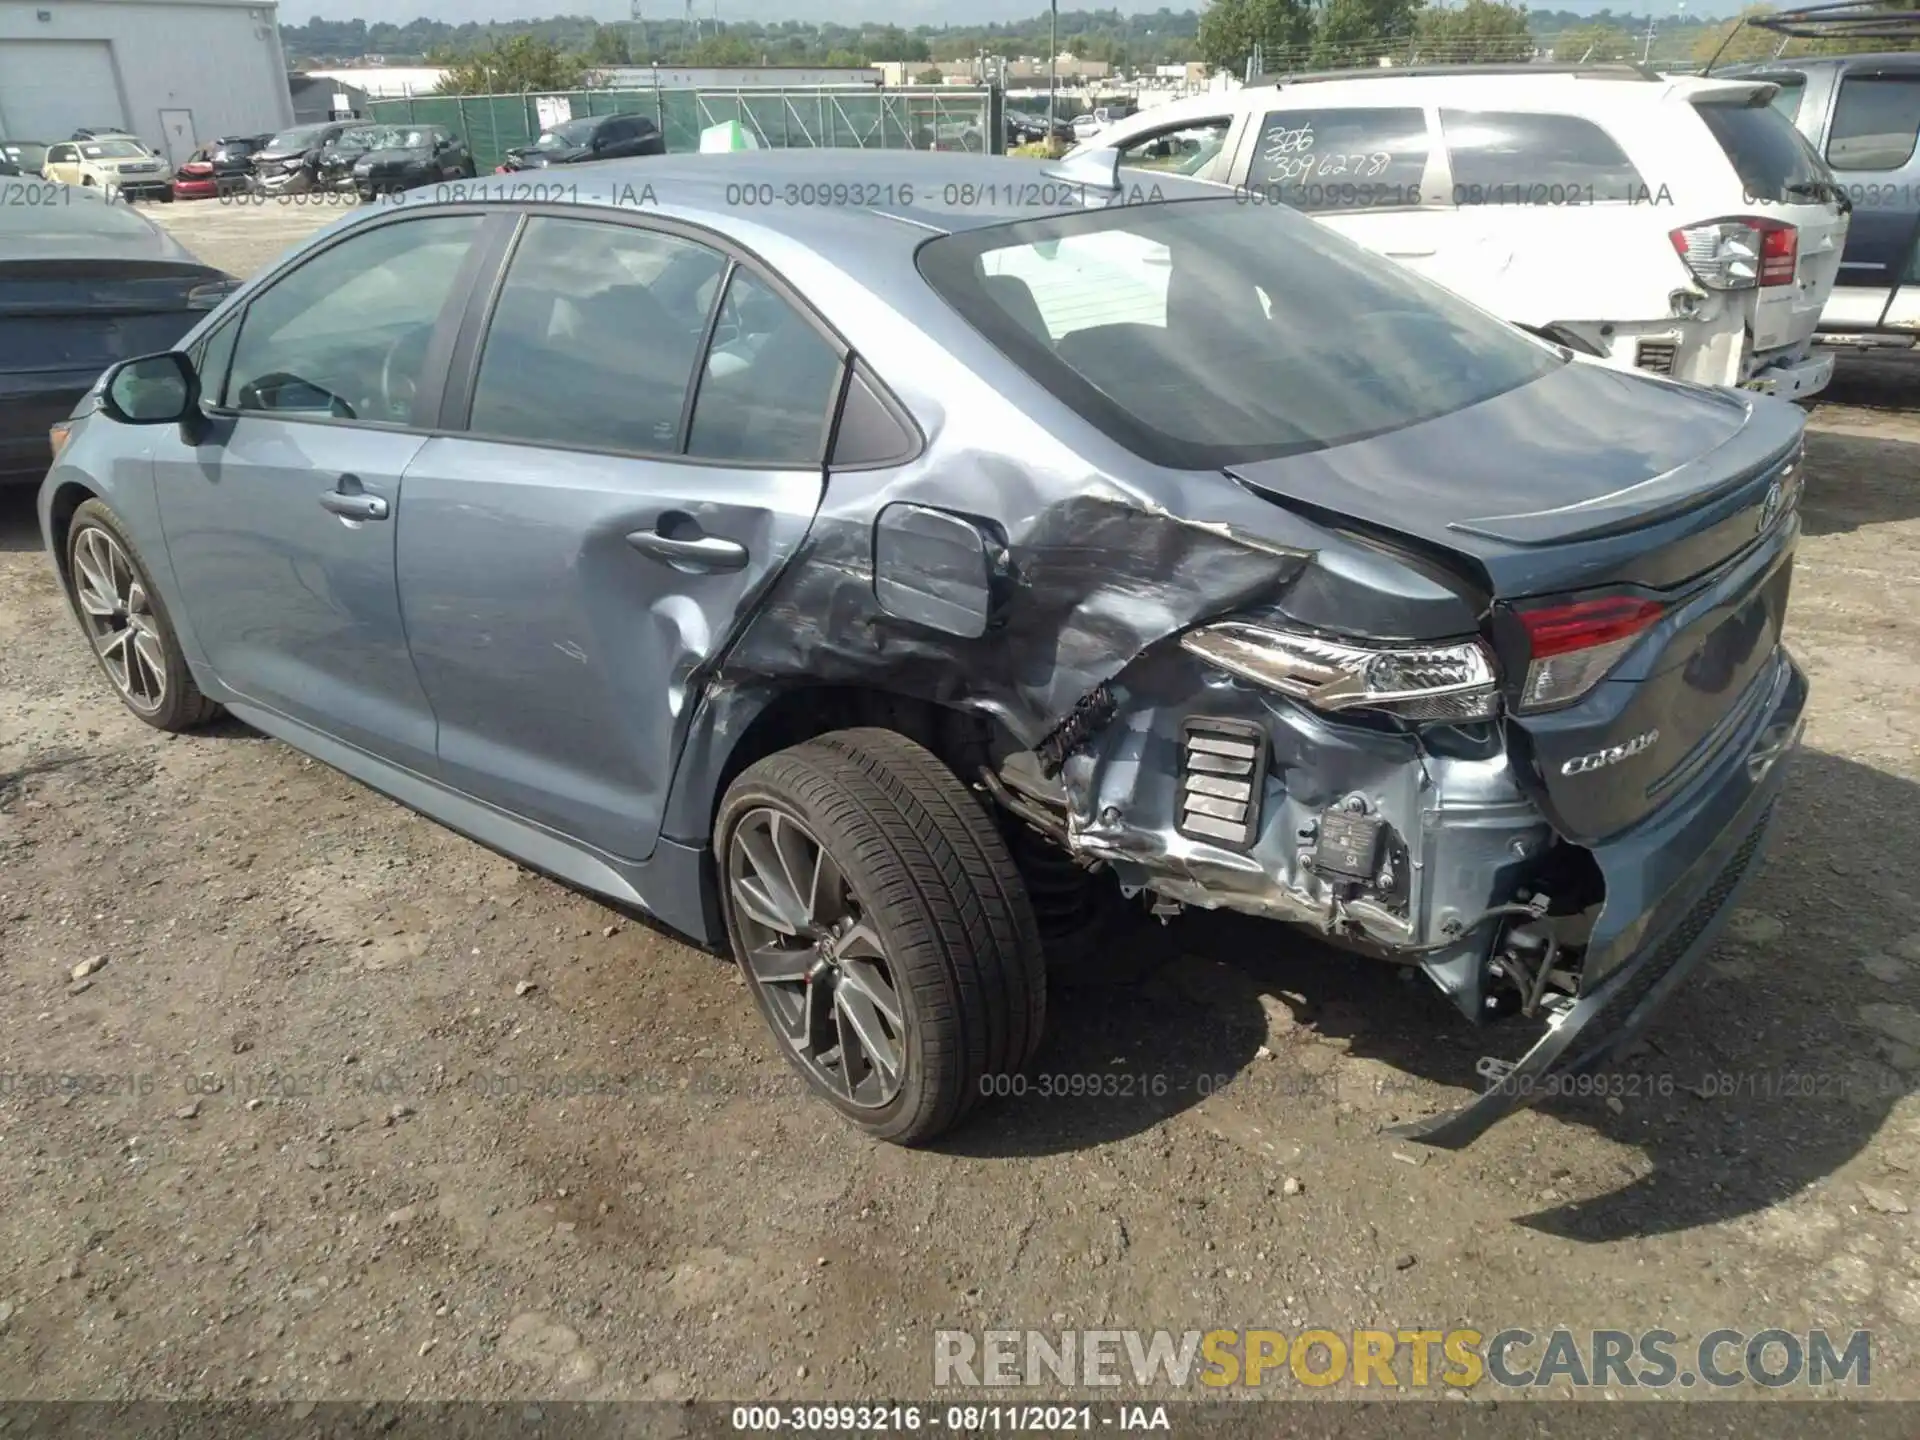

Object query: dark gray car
[248,120,359,195]
[36,152,1809,1149]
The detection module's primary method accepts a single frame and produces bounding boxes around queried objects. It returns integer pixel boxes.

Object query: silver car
[39,152,1807,1149]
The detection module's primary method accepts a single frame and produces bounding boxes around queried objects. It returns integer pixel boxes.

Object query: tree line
[275,6,1917,93]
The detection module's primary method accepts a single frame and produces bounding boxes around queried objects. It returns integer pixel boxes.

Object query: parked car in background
[312,124,386,192]
[1071,103,1138,141]
[312,123,474,195]
[1,179,233,485]
[1718,49,1920,345]
[39,151,1806,1154]
[1007,110,1074,147]
[41,136,174,201]
[497,113,664,171]
[350,125,475,196]
[206,134,272,194]
[249,120,359,196]
[1086,65,1850,400]
[1,141,49,176]
[171,148,221,200]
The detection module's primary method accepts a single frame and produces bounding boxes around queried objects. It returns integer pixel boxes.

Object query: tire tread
[719,728,1045,1144]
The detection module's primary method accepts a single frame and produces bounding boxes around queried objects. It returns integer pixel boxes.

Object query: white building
[305,66,449,100]
[0,0,294,168]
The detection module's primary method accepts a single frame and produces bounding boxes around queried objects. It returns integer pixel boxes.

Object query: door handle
[625,529,749,573]
[319,476,389,522]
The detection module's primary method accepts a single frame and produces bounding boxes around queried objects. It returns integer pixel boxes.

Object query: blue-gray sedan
[38,150,1809,1147]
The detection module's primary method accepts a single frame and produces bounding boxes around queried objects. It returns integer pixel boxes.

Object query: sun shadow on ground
[948,748,1917,1245]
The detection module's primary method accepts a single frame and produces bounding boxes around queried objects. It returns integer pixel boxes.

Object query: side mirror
[101,351,198,427]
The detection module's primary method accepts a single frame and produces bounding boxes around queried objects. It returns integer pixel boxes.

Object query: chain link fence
[365,87,1000,173]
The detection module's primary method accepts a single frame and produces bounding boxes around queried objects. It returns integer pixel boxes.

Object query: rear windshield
[917,197,1564,468]
[1694,95,1834,202]
[536,118,598,149]
[0,184,159,239]
[267,125,330,151]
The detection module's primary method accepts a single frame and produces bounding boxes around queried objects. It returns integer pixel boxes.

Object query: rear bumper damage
[1395,650,1806,1146]
[1027,637,1807,1147]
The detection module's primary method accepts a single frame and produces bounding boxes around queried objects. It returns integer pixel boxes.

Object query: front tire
[65,500,220,732]
[716,728,1046,1145]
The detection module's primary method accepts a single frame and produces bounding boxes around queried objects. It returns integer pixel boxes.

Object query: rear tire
[717,728,1046,1144]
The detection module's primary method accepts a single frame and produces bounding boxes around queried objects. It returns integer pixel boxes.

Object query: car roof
[1130,67,1772,117]
[397,150,1221,247]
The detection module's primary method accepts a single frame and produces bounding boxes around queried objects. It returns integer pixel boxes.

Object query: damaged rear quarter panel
[658,302,1353,842]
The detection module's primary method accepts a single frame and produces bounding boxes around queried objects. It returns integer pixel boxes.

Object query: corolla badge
[1561,730,1660,776]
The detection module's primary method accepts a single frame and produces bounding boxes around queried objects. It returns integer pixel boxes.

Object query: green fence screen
[365,87,1000,173]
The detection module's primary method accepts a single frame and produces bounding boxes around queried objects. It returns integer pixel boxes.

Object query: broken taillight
[1180,623,1501,721]
[1670,217,1797,290]
[1514,596,1665,711]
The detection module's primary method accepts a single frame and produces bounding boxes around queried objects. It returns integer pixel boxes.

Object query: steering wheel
[376,327,434,422]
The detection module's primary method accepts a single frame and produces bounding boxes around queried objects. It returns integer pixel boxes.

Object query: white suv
[41,134,173,202]
[1084,66,1850,399]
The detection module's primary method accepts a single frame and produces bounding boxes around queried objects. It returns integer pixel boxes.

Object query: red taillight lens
[1515,597,1664,710]
[1521,597,1664,657]
[1759,223,1797,286]
[1670,217,1797,290]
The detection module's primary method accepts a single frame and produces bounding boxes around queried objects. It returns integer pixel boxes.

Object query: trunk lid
[1226,362,1806,841]
[0,258,227,375]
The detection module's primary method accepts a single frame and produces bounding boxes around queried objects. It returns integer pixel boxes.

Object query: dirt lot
[1,197,1918,1408]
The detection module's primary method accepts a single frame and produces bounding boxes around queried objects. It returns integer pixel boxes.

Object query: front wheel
[65,500,221,732]
[716,728,1046,1144]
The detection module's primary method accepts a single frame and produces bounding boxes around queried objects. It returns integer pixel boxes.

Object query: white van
[1083,65,1851,398]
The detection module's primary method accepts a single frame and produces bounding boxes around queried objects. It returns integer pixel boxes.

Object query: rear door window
[1440,110,1647,204]
[685,269,843,466]
[1694,97,1833,202]
[1761,72,1809,124]
[1827,72,1920,171]
[468,215,727,454]
[1243,107,1429,211]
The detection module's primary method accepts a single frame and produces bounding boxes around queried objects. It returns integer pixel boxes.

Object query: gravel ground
[0,197,1917,1407]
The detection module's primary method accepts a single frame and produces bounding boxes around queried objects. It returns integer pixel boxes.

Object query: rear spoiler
[1704,1,1920,74]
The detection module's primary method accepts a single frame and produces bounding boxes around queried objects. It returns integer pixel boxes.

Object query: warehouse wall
[0,0,294,153]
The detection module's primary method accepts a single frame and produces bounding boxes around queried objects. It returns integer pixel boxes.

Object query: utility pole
[629,0,644,63]
[1048,0,1058,142]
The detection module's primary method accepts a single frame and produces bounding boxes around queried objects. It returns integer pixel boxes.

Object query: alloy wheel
[727,806,907,1108]
[71,526,168,713]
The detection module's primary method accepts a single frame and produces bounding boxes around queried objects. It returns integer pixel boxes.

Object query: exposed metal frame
[1706,2,1920,75]
[1753,1,1920,37]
